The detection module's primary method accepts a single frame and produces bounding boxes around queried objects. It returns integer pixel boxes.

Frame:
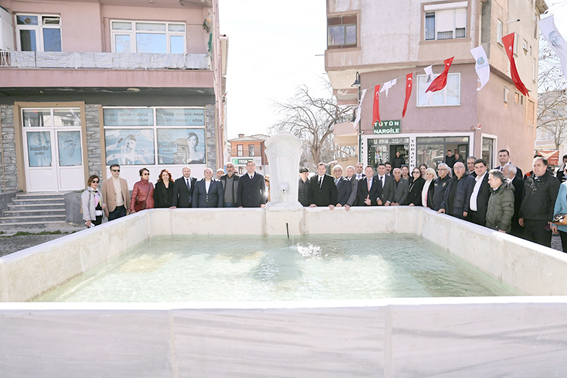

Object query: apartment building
[327,0,547,172]
[0,0,227,192]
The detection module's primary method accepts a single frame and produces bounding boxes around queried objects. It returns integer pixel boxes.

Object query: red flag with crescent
[402,73,413,118]
[502,33,529,96]
[426,57,454,93]
[372,85,381,125]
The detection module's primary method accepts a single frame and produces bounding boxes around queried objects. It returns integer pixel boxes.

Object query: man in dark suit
[171,167,197,208]
[332,165,351,207]
[376,163,394,205]
[468,159,491,225]
[494,149,523,179]
[357,165,379,206]
[192,168,223,208]
[345,165,359,209]
[237,160,266,208]
[503,164,524,238]
[391,168,408,206]
[309,162,337,208]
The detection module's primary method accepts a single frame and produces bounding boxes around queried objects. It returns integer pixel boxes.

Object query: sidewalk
[0,224,84,258]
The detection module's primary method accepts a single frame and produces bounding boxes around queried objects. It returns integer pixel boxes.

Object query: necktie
[367,179,371,191]
[186,178,190,190]
[319,177,323,188]
[380,176,384,188]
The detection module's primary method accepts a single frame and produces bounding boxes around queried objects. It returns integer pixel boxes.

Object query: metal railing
[0,51,211,70]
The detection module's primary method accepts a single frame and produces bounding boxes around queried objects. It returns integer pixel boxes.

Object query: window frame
[416,72,461,107]
[497,19,503,46]
[237,144,243,157]
[423,2,468,42]
[327,14,358,49]
[15,13,62,52]
[248,144,255,157]
[110,19,186,54]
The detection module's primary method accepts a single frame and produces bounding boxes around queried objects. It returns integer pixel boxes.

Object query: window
[534,12,538,39]
[497,19,503,45]
[327,15,357,48]
[237,145,243,157]
[527,99,535,125]
[423,2,467,41]
[533,57,537,82]
[248,144,255,156]
[417,73,460,106]
[482,137,495,168]
[111,20,185,54]
[514,92,520,103]
[16,14,61,52]
[503,87,509,103]
[513,32,519,55]
[523,39,528,53]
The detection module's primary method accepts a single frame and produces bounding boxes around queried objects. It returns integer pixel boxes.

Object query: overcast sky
[219,0,328,139]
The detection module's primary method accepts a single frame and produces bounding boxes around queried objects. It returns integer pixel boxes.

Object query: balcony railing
[0,51,210,70]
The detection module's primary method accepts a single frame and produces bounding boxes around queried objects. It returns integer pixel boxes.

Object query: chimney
[238,133,244,138]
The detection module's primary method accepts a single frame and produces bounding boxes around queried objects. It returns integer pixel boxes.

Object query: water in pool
[35,234,524,302]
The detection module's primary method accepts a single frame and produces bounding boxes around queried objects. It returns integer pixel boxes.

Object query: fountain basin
[1,207,567,376]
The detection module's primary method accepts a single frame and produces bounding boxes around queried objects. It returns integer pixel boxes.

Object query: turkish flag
[426,57,454,93]
[372,85,380,125]
[502,33,529,96]
[402,73,413,118]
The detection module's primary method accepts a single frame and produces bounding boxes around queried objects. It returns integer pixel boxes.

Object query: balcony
[0,51,210,70]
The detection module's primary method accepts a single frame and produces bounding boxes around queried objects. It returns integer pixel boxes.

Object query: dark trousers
[523,219,552,248]
[559,231,567,253]
[468,210,486,226]
[510,216,523,238]
[108,205,127,221]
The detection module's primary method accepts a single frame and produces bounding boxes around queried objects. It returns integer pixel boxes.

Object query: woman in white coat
[81,175,106,228]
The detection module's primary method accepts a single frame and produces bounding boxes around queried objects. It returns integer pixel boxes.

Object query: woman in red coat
[130,167,155,213]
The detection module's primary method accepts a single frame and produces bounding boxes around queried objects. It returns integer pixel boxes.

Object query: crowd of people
[81,149,567,253]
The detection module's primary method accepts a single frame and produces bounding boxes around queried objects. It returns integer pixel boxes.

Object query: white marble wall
[1,208,567,376]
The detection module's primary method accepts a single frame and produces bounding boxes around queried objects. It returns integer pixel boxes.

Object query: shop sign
[374,120,401,135]
[156,108,205,126]
[103,108,154,126]
[232,157,262,166]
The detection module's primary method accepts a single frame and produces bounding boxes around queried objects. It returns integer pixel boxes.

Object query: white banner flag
[379,79,397,97]
[540,14,567,81]
[424,65,434,101]
[470,46,490,91]
[353,89,367,129]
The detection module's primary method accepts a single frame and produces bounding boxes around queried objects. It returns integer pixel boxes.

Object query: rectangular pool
[36,234,523,302]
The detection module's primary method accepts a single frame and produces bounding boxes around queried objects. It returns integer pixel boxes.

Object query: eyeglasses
[111,169,120,172]
[92,180,99,183]
[413,171,420,174]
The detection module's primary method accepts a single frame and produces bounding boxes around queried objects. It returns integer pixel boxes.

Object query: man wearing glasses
[437,162,475,219]
[101,164,130,221]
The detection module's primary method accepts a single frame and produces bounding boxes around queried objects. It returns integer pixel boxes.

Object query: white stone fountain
[264,133,303,210]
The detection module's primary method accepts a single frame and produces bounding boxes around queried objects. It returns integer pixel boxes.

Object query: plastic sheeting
[0,51,210,70]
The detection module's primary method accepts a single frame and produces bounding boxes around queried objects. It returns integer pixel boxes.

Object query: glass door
[22,108,84,192]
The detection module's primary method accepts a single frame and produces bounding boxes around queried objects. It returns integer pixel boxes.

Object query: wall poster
[105,129,155,165]
[157,128,206,164]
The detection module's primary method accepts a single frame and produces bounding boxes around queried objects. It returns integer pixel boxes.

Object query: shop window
[482,137,495,168]
[102,107,206,166]
[417,73,460,107]
[16,14,61,52]
[416,136,469,168]
[111,20,185,54]
[327,15,357,48]
[424,3,467,41]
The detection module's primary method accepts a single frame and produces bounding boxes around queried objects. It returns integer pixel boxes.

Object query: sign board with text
[374,120,401,135]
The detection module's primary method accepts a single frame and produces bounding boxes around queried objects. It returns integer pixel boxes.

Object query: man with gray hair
[391,168,408,205]
[503,164,524,238]
[432,163,451,211]
[438,162,475,219]
[344,165,358,209]
[333,164,351,208]
[466,156,476,175]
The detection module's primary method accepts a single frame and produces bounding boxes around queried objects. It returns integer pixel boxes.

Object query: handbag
[553,213,567,225]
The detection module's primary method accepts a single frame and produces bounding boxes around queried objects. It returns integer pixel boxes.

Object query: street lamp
[351,71,362,163]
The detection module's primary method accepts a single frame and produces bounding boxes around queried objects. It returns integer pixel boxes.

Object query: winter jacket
[81,187,105,221]
[441,173,475,219]
[553,181,567,233]
[486,183,515,233]
[519,171,560,221]
[130,179,155,212]
[431,175,451,211]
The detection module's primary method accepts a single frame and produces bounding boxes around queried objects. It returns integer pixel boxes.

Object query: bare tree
[270,84,354,168]
[538,36,567,149]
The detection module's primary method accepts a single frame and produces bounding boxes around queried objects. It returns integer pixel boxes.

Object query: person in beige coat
[101,164,130,221]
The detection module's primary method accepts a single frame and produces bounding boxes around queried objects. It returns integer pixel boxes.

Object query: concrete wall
[2,207,567,376]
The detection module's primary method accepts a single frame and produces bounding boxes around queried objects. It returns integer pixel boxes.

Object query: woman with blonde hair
[421,168,437,209]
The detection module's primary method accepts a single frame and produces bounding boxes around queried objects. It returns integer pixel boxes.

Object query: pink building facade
[327,0,546,173]
[0,0,227,192]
